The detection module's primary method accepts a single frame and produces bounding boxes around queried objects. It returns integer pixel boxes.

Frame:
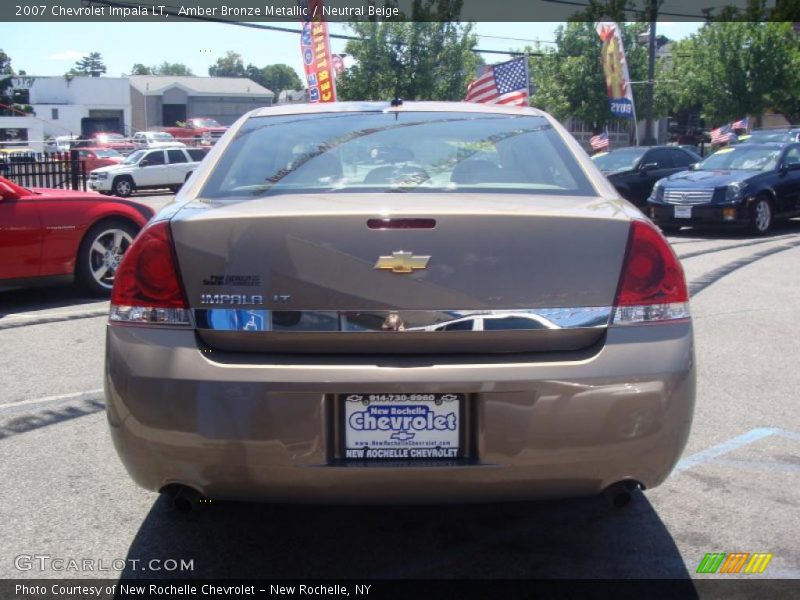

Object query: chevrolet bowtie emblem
[374,251,431,274]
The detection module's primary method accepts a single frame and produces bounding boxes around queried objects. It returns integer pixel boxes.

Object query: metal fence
[0,150,87,190]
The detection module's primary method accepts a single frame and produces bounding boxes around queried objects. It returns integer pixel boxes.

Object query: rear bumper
[105,323,695,503]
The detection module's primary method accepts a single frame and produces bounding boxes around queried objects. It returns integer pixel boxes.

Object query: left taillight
[611,219,690,326]
[109,221,191,326]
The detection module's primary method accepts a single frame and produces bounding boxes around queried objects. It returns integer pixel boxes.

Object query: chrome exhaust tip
[603,480,641,509]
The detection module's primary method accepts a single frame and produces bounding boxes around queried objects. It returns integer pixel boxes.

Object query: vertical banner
[596,20,635,119]
[299,0,337,103]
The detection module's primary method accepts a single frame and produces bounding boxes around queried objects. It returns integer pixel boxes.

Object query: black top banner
[1,0,797,23]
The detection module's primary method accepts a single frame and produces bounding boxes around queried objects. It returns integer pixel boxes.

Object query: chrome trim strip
[194,307,612,333]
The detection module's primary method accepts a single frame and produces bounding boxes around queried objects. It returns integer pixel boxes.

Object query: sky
[0,21,702,84]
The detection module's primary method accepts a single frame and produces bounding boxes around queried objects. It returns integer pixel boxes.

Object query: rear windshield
[200,112,595,198]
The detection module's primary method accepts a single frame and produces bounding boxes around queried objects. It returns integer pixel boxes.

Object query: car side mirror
[139,160,150,167]
[640,162,659,171]
[782,162,800,172]
[0,181,21,200]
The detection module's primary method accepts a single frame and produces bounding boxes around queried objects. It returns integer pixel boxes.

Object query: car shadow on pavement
[0,284,104,316]
[120,492,697,584]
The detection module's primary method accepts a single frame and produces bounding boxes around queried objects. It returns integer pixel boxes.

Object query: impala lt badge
[374,251,430,274]
[200,294,264,306]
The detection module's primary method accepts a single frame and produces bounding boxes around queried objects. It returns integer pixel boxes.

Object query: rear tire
[75,219,139,296]
[749,196,773,235]
[112,176,134,198]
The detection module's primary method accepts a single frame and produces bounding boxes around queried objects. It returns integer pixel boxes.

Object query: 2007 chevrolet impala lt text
[104,101,695,507]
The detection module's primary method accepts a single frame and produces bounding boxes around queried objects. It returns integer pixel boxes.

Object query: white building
[0,116,45,152]
[12,75,132,140]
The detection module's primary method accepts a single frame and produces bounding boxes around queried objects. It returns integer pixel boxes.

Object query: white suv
[132,131,186,149]
[88,147,207,197]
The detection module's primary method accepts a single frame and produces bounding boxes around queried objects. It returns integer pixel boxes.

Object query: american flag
[590,131,609,151]
[711,124,732,144]
[731,117,749,131]
[464,57,529,107]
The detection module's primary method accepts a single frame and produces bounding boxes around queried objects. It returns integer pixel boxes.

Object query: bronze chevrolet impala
[105,102,695,509]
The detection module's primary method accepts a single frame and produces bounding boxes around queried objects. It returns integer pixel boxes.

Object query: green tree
[336,20,480,101]
[0,49,14,109]
[208,51,246,77]
[153,62,194,76]
[245,64,302,96]
[669,22,800,126]
[130,63,152,75]
[70,52,106,76]
[529,22,657,128]
[130,62,194,76]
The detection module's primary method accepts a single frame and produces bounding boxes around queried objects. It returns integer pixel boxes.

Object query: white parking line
[0,388,103,411]
[1,308,107,320]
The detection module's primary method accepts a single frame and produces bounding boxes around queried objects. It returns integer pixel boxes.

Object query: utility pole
[644,0,658,145]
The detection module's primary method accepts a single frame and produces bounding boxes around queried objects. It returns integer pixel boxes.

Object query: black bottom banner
[2,579,799,600]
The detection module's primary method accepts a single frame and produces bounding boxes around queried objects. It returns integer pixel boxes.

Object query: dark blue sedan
[647,143,800,234]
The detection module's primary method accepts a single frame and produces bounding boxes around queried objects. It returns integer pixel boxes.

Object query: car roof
[249,101,547,119]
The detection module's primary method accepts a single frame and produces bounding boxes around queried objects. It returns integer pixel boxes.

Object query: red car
[162,118,228,146]
[76,147,124,173]
[0,177,153,295]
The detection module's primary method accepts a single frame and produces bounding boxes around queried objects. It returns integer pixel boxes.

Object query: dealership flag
[331,54,345,77]
[596,20,635,120]
[464,57,529,107]
[590,130,610,151]
[732,117,749,131]
[711,124,733,144]
[299,0,337,103]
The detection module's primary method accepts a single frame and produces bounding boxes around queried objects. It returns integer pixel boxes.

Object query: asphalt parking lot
[1,196,798,581]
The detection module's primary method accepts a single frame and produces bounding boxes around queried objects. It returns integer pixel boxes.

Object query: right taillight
[612,219,690,326]
[109,221,191,326]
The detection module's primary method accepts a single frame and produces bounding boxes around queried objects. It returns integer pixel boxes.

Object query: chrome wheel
[88,228,133,289]
[753,198,772,233]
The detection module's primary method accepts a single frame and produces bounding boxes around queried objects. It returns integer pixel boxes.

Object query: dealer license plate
[341,393,463,460]
[674,206,692,219]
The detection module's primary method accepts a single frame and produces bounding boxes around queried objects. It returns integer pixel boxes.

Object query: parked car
[88,147,206,197]
[132,131,186,150]
[76,147,124,173]
[738,128,800,145]
[647,143,800,234]
[75,132,136,155]
[0,176,153,295]
[105,101,694,509]
[592,145,701,207]
[161,117,227,146]
[45,135,79,152]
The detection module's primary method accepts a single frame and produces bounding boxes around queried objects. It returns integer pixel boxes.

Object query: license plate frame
[339,393,466,461]
[674,205,692,219]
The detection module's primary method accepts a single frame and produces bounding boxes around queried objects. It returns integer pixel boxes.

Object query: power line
[85,0,542,57]
[539,0,713,20]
